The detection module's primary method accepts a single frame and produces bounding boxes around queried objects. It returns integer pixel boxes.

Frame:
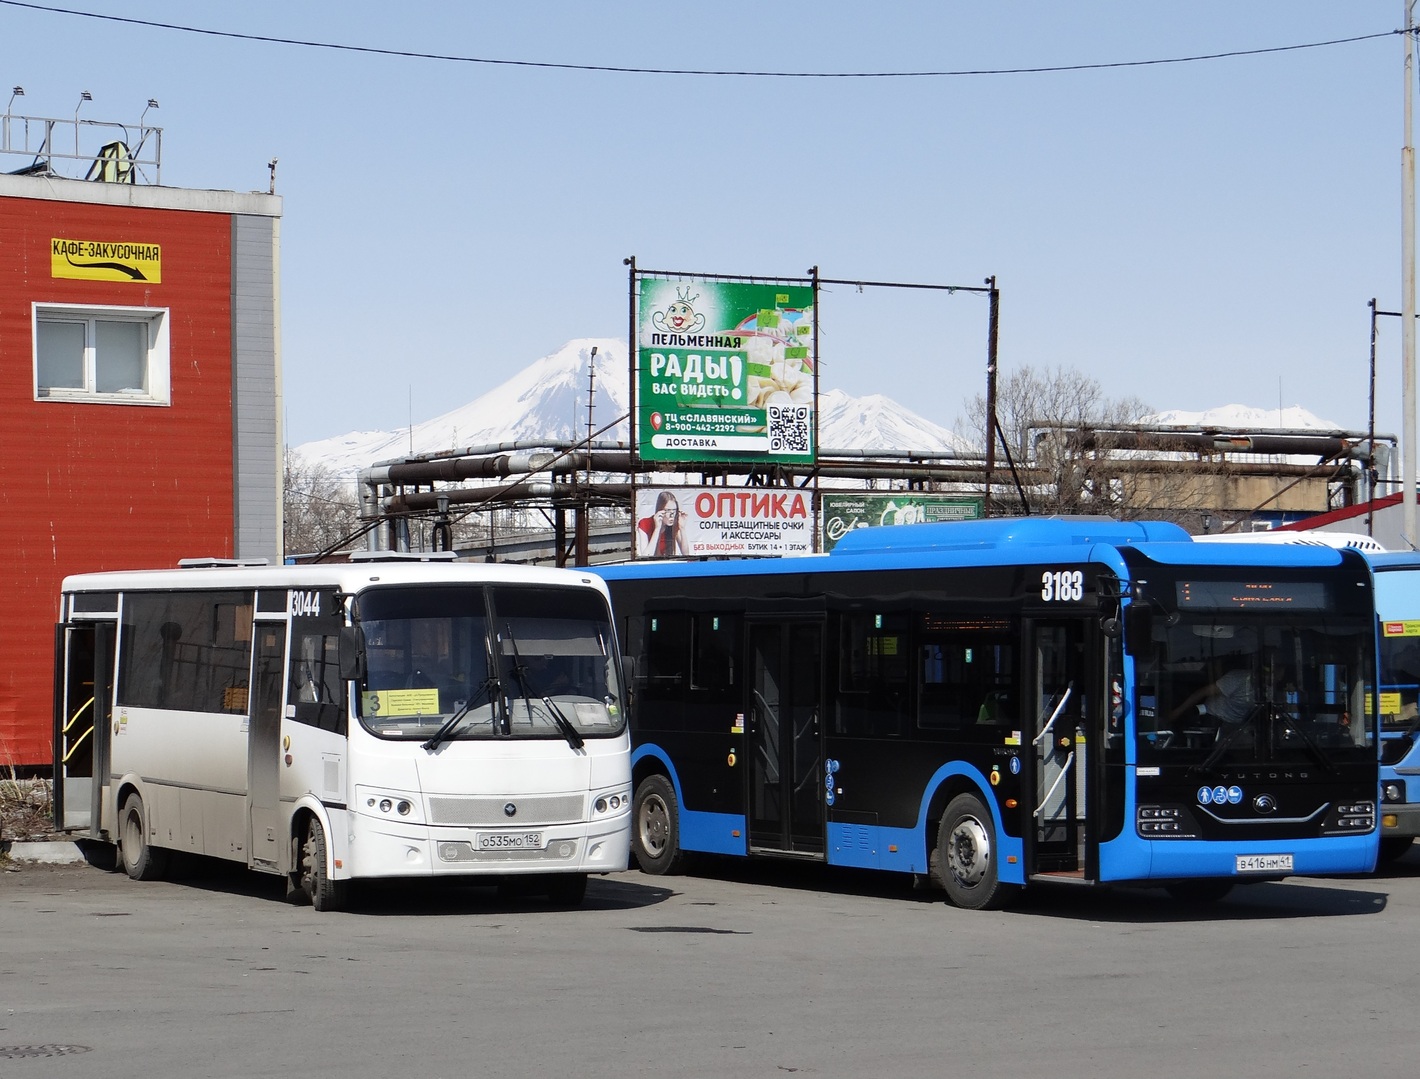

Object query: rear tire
[632,774,685,875]
[937,793,1018,910]
[119,793,169,881]
[1378,836,1415,864]
[299,817,348,912]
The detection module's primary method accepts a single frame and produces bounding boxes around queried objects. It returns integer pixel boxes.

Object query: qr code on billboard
[767,404,812,454]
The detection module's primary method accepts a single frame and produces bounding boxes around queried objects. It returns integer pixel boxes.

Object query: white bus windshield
[353,584,624,742]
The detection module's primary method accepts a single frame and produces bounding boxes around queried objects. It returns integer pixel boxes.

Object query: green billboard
[820,493,984,551]
[635,277,815,465]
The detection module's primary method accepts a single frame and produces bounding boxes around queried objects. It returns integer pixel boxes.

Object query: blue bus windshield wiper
[421,677,497,752]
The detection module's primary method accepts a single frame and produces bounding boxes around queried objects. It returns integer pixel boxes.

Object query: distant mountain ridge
[291,338,1343,479]
[293,338,974,478]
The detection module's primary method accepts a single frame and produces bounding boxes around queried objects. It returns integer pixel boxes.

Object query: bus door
[746,618,825,857]
[1028,620,1090,874]
[247,618,287,871]
[54,619,115,836]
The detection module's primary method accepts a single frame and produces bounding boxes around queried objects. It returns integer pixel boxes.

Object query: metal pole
[1370,298,1379,536]
[983,276,1000,517]
[1404,2,1417,545]
[810,264,822,550]
[624,256,639,554]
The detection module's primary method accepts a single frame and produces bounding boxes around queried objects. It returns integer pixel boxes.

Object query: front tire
[299,817,348,912]
[937,793,1017,910]
[119,793,168,881]
[632,774,685,875]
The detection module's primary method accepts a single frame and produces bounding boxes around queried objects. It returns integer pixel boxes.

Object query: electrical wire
[0,2,1403,80]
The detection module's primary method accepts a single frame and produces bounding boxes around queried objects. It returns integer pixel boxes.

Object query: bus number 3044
[289,590,322,617]
[1041,570,1084,602]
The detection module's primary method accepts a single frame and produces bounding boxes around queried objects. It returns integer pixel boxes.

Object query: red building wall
[0,195,236,767]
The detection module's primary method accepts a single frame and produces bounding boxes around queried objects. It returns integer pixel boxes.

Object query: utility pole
[1404,1,1417,544]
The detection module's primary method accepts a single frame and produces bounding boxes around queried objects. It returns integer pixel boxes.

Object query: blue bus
[592,517,1379,909]
[1365,552,1420,863]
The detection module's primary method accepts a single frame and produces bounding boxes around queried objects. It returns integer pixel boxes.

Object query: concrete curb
[1,840,89,864]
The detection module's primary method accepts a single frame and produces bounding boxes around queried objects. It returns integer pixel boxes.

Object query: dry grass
[0,774,58,842]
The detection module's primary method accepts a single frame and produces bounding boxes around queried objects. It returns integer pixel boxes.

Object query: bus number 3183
[1041,569,1084,602]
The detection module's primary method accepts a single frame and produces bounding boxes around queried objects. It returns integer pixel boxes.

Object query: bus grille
[437,840,580,863]
[427,794,585,827]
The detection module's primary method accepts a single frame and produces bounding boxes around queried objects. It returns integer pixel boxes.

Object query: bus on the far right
[1367,552,1420,863]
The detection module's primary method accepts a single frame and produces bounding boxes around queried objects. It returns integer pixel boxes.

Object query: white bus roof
[60,558,611,595]
[1192,530,1386,553]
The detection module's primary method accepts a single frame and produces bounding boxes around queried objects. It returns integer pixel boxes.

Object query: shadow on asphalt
[616,849,1396,924]
[33,841,1417,921]
[138,852,678,916]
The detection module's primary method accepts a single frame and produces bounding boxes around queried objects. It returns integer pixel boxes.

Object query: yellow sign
[51,237,161,283]
[362,688,440,717]
[1382,620,1420,637]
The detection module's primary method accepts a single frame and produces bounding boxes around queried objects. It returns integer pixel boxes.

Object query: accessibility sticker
[51,238,161,283]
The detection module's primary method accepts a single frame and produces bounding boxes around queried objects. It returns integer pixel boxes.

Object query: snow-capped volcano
[1145,404,1344,431]
[292,338,972,478]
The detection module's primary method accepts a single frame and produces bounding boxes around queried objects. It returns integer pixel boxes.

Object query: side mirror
[1123,604,1154,658]
[339,625,367,681]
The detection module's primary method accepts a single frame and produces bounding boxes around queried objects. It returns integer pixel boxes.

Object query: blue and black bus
[592,517,1379,909]
[1363,552,1420,863]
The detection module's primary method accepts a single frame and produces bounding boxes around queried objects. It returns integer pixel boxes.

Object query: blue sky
[0,2,1409,447]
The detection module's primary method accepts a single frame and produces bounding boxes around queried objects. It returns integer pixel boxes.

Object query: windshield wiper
[421,677,497,752]
[503,624,585,750]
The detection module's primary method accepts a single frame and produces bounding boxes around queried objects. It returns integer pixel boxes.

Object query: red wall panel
[0,195,235,767]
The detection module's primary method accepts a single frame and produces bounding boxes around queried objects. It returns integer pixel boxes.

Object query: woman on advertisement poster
[636,490,692,558]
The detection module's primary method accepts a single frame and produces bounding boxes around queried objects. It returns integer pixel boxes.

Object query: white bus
[53,553,632,910]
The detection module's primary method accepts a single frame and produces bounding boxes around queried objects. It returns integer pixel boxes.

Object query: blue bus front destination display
[592,517,1379,909]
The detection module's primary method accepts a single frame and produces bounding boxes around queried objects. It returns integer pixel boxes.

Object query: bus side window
[835,611,908,737]
[690,612,739,700]
[288,629,347,735]
[916,617,1016,734]
[643,611,691,699]
[117,590,253,714]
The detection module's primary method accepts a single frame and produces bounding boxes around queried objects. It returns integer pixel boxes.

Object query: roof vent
[348,550,458,563]
[177,557,271,569]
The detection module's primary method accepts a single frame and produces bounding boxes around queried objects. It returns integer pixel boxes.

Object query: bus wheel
[633,775,685,875]
[299,818,348,912]
[1164,879,1234,904]
[1378,837,1415,864]
[938,793,1016,911]
[119,793,168,882]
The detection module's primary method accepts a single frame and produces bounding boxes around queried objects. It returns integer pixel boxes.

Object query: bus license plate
[478,831,543,851]
[1235,853,1293,873]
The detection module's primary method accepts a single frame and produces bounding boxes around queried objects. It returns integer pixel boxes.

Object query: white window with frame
[33,303,171,405]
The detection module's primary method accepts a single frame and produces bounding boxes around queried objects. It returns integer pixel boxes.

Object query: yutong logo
[1219,770,1311,781]
[503,803,517,817]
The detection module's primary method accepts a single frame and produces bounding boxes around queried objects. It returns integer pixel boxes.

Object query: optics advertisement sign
[635,277,815,465]
[634,486,813,559]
